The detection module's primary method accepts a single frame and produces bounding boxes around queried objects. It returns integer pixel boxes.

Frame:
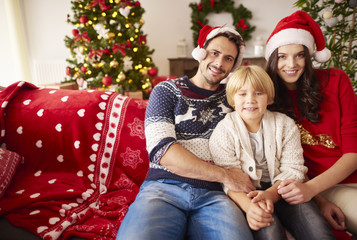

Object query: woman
[265,10,357,236]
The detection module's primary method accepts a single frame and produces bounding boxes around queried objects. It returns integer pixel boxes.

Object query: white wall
[0,0,298,87]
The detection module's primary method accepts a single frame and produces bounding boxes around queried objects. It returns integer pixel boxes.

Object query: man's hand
[223,168,255,193]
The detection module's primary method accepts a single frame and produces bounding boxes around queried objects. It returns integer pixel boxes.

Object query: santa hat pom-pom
[314,48,331,63]
[192,47,207,62]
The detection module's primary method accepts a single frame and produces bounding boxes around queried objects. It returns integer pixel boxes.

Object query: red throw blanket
[0,81,149,239]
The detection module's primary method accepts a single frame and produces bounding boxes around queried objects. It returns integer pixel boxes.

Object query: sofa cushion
[0,148,21,199]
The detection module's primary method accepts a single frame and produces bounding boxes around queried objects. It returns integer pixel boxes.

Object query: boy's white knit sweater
[209,110,307,192]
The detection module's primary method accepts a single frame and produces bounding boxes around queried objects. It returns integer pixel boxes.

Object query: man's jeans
[116,179,253,240]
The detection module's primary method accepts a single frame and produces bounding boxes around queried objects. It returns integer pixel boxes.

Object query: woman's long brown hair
[266,46,323,123]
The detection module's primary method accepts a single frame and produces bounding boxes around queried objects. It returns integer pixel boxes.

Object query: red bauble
[102,75,113,86]
[72,29,79,36]
[66,66,71,76]
[102,49,111,55]
[80,66,87,73]
[148,67,158,77]
[79,16,88,23]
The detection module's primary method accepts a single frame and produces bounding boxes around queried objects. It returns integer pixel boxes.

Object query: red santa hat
[265,10,331,63]
[192,25,245,71]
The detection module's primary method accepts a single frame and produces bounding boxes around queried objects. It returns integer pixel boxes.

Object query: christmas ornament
[322,10,333,19]
[113,43,127,56]
[78,45,86,54]
[148,67,158,77]
[110,59,119,68]
[90,0,109,11]
[141,69,148,76]
[72,29,79,36]
[76,55,85,64]
[102,75,113,86]
[349,0,357,7]
[81,66,87,72]
[105,32,116,40]
[123,57,133,71]
[103,49,111,55]
[74,32,90,43]
[94,23,109,38]
[119,7,131,17]
[79,16,88,23]
[139,18,145,26]
[66,66,71,76]
[325,17,338,27]
[117,72,126,81]
[76,78,84,87]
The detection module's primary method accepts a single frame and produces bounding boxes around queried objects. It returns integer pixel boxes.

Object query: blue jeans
[116,179,253,240]
[253,200,335,240]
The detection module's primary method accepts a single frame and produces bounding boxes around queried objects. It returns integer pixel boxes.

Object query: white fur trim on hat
[192,26,245,72]
[313,48,331,62]
[265,28,315,61]
[192,47,207,62]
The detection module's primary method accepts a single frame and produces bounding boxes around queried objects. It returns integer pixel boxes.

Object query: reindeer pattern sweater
[144,76,232,190]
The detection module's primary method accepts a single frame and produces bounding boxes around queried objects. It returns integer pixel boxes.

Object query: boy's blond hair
[226,65,275,107]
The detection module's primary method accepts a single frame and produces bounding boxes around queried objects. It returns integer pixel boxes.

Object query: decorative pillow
[0,148,21,199]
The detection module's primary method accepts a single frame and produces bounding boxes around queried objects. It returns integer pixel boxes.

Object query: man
[116,25,255,240]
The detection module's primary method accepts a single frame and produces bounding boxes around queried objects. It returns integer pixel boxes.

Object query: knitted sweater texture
[209,110,307,192]
[144,76,232,190]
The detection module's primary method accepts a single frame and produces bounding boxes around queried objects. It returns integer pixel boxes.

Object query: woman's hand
[277,180,315,204]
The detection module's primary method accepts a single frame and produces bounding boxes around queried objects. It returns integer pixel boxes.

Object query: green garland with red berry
[189,0,255,45]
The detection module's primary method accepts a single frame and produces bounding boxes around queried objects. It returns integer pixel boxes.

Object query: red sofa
[0,81,149,240]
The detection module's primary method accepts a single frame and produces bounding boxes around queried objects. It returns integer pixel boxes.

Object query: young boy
[209,65,334,239]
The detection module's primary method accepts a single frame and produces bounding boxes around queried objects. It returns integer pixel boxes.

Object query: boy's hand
[245,201,274,231]
[248,190,274,213]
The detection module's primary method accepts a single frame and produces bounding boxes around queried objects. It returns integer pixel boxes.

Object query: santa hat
[265,10,331,63]
[192,25,245,71]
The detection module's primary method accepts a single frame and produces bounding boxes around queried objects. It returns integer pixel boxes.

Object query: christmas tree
[63,0,158,97]
[294,0,356,91]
